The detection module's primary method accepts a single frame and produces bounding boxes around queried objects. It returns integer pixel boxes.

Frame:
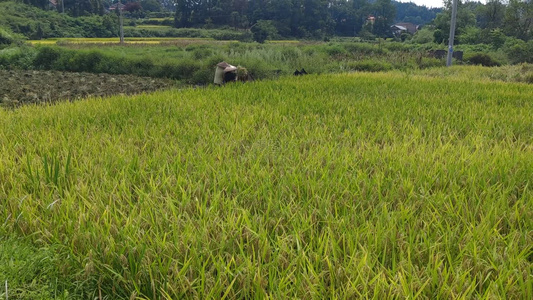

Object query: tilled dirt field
[0,70,178,108]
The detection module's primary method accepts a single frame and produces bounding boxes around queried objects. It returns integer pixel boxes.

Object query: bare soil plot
[0,70,177,108]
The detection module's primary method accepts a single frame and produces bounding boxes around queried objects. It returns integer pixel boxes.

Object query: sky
[396,0,446,8]
[397,0,489,8]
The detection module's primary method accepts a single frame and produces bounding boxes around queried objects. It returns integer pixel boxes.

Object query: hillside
[393,1,442,24]
[1,71,532,298]
[0,1,118,39]
[1,0,443,40]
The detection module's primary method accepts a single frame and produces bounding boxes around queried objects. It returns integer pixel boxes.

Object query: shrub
[343,43,376,55]
[502,38,533,64]
[523,72,533,84]
[33,46,61,69]
[211,30,251,41]
[417,57,443,69]
[127,57,155,77]
[0,26,24,48]
[0,46,36,69]
[466,53,501,67]
[69,51,105,73]
[154,59,201,80]
[192,48,213,60]
[344,60,392,72]
[323,44,347,56]
[410,28,434,44]
[281,47,301,61]
[190,68,214,85]
[251,20,278,43]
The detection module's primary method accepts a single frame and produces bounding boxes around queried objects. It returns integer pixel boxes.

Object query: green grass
[1,70,532,298]
[0,237,73,299]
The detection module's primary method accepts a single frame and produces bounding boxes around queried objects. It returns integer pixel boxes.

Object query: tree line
[174,0,399,39]
[4,0,531,45]
[432,0,532,44]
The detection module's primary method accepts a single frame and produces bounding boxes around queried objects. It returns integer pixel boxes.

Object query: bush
[323,44,347,56]
[127,57,155,77]
[0,26,23,48]
[33,46,61,69]
[211,30,251,42]
[503,38,533,64]
[344,60,393,72]
[417,57,443,69]
[154,59,201,80]
[190,68,214,85]
[251,20,278,43]
[343,43,387,55]
[0,46,36,69]
[69,51,105,73]
[466,53,501,67]
[192,48,213,60]
[410,28,434,44]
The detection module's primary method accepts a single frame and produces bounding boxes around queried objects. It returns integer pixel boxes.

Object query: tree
[433,0,476,44]
[22,0,48,10]
[140,0,162,12]
[503,0,532,41]
[174,0,194,27]
[62,0,104,16]
[371,0,395,37]
[476,0,505,29]
[251,19,278,42]
[123,2,142,13]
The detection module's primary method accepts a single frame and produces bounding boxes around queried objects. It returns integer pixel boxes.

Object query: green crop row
[1,71,532,298]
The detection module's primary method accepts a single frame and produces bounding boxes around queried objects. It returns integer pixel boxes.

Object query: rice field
[0,71,532,299]
[27,37,217,45]
[27,37,302,46]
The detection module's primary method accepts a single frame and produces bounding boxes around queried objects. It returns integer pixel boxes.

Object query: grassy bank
[1,40,452,85]
[1,71,532,298]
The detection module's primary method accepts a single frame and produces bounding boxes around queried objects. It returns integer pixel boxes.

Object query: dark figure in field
[223,71,237,83]
[294,68,308,76]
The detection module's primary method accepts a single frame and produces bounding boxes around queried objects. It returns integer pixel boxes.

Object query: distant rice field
[28,37,216,45]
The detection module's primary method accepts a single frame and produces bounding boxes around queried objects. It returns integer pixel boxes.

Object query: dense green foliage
[173,0,398,39]
[393,1,441,25]
[432,0,532,45]
[1,41,448,84]
[0,26,24,48]
[0,2,119,39]
[1,70,532,298]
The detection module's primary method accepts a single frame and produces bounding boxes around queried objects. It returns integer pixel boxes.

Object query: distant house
[109,3,126,11]
[391,23,419,36]
[48,0,57,9]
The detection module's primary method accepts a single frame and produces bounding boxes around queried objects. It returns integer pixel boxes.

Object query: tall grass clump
[1,71,532,298]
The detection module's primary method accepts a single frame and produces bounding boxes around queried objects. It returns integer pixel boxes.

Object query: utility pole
[118,0,124,44]
[61,0,64,13]
[446,0,458,67]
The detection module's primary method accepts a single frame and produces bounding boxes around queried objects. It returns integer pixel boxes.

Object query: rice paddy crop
[28,37,216,45]
[0,71,532,299]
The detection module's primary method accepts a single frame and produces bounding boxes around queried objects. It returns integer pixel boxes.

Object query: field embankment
[1,72,532,298]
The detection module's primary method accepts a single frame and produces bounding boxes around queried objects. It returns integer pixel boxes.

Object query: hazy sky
[397,0,491,9]
[396,0,446,8]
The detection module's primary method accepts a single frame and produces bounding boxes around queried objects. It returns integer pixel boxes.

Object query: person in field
[214,62,252,85]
